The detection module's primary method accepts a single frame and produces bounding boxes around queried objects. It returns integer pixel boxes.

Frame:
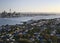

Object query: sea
[0,15,60,26]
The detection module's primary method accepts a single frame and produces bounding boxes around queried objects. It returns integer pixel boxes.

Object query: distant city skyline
[0,0,60,13]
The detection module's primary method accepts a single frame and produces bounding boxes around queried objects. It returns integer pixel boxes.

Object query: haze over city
[0,0,60,13]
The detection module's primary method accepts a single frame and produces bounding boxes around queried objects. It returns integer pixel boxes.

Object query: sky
[0,0,60,13]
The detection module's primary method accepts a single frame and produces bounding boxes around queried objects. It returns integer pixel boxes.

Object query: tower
[9,9,11,13]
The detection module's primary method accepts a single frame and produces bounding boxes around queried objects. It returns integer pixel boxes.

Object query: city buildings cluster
[0,10,56,18]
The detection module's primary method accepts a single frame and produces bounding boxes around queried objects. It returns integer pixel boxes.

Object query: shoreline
[0,17,60,43]
[0,17,60,26]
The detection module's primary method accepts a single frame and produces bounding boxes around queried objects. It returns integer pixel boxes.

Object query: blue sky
[0,0,60,13]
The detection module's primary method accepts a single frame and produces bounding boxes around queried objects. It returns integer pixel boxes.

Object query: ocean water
[0,15,60,26]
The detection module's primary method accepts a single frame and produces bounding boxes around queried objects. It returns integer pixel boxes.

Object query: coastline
[0,17,60,43]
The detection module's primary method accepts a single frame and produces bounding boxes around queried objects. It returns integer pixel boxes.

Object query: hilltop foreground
[0,18,60,43]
